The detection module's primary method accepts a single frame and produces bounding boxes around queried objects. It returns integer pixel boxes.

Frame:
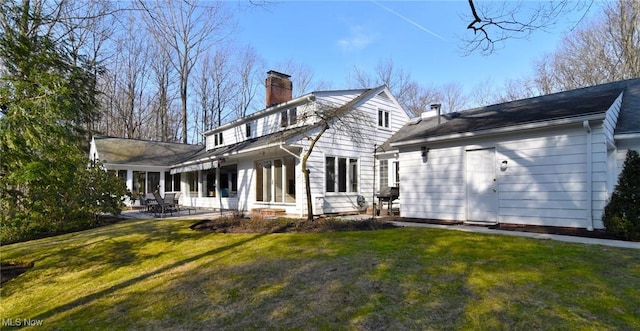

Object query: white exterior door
[466,148,497,223]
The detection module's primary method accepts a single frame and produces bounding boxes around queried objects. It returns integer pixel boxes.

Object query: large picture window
[326,156,358,193]
[255,157,296,203]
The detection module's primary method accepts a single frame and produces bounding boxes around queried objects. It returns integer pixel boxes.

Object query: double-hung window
[378,109,390,128]
[326,156,358,193]
[214,132,224,146]
[281,108,298,128]
[245,122,252,138]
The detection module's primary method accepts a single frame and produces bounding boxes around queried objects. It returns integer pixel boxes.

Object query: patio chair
[152,192,176,217]
[139,193,156,213]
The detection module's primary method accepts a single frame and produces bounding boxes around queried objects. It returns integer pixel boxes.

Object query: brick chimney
[266,70,292,107]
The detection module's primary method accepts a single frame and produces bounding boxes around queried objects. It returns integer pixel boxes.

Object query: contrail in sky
[371,0,447,42]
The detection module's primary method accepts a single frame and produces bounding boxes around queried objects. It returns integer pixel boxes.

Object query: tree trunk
[301,123,329,221]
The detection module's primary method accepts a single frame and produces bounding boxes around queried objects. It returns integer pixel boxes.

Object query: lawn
[1,218,639,330]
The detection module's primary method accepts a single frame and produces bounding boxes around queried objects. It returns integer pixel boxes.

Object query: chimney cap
[267,70,291,79]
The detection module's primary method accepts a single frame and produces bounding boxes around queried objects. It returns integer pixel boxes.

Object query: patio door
[466,148,497,223]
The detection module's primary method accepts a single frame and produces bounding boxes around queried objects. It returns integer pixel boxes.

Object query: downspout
[583,120,594,231]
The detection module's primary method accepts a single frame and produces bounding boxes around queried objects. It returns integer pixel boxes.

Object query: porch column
[216,166,222,209]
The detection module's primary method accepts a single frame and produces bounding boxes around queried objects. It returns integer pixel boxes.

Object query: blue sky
[235,1,598,96]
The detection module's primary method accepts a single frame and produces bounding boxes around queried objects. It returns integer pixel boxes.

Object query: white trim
[391,113,605,147]
[614,133,640,140]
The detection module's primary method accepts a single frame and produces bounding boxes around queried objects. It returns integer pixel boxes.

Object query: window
[165,172,181,192]
[205,169,216,197]
[289,107,297,124]
[326,156,359,193]
[245,122,252,138]
[281,108,297,128]
[350,159,358,192]
[187,172,198,195]
[173,173,181,191]
[165,172,172,191]
[255,157,296,202]
[392,161,400,187]
[214,132,223,146]
[133,171,146,197]
[378,109,390,128]
[147,172,160,193]
[379,160,388,189]
[117,170,127,186]
[325,157,335,192]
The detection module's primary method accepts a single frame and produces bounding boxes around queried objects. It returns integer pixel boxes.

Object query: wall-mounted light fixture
[500,160,508,171]
[421,146,429,157]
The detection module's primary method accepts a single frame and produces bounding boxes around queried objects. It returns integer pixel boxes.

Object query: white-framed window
[255,157,296,203]
[245,122,252,138]
[281,107,297,128]
[214,132,224,146]
[378,109,390,128]
[392,161,400,187]
[326,156,358,193]
[379,160,388,189]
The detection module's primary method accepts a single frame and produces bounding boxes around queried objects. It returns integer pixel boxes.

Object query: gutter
[614,132,640,140]
[390,113,605,148]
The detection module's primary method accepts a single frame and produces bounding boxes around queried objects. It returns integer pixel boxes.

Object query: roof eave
[391,113,605,148]
[203,94,317,135]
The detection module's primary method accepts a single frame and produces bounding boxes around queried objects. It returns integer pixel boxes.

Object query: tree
[602,150,640,241]
[139,0,234,143]
[532,0,640,92]
[299,100,371,221]
[0,0,124,243]
[233,45,263,119]
[463,0,592,54]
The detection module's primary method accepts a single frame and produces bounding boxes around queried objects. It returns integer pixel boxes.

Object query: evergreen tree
[0,0,124,243]
[602,150,640,241]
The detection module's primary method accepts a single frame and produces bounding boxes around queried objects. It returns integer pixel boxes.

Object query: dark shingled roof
[93,136,204,166]
[387,78,640,148]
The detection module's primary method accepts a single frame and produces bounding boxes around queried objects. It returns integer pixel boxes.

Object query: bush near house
[0,162,126,245]
[603,150,640,241]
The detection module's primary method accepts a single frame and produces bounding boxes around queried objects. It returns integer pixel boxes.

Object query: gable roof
[92,136,203,167]
[388,78,640,148]
[175,85,387,167]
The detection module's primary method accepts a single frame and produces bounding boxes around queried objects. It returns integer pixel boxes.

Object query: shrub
[602,150,640,241]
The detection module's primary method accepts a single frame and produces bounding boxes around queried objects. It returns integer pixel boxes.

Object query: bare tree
[350,58,414,104]
[149,44,177,142]
[440,82,469,113]
[403,82,441,117]
[299,101,371,221]
[463,0,593,54]
[234,45,264,118]
[532,0,640,92]
[275,59,328,96]
[139,0,234,143]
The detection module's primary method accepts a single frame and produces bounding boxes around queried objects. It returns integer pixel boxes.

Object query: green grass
[1,218,639,330]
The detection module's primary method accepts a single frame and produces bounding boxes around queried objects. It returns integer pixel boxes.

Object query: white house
[381,78,640,230]
[90,71,410,216]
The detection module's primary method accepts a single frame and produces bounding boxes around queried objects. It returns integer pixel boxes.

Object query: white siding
[289,89,410,214]
[399,123,611,229]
